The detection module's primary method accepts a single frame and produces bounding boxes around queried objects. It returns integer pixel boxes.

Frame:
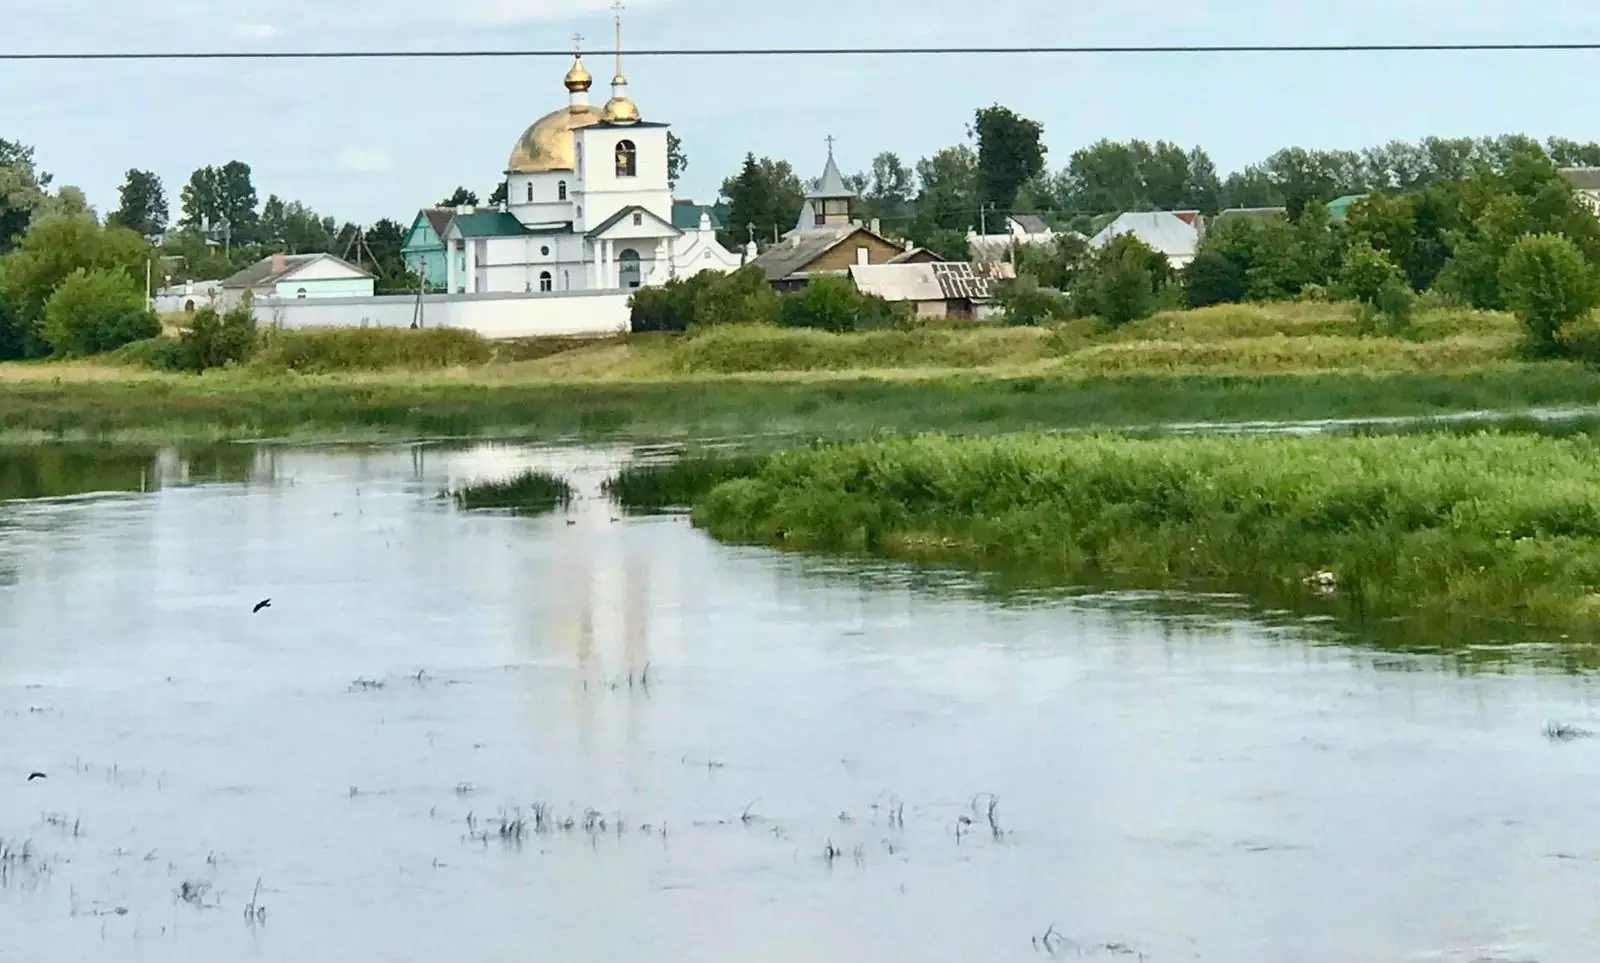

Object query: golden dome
[563,55,592,93]
[601,88,640,125]
[506,103,602,174]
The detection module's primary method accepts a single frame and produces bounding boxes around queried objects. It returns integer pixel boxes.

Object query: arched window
[615,140,637,178]
[558,180,568,201]
[526,182,534,203]
[296,288,308,299]
[618,248,642,289]
[539,271,553,293]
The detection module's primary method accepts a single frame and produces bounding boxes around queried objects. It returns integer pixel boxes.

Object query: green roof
[671,201,727,231]
[1327,194,1367,218]
[451,211,532,238]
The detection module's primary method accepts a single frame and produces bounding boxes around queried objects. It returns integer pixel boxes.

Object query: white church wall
[574,126,672,232]
[250,289,631,338]
[507,171,578,225]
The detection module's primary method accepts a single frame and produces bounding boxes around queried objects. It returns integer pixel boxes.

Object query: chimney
[270,252,286,276]
[458,204,475,215]
[498,200,508,214]
[869,217,881,235]
[904,238,915,252]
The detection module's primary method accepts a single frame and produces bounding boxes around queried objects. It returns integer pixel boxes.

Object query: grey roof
[848,261,1013,303]
[1089,211,1200,259]
[585,204,681,239]
[806,150,857,200]
[1010,214,1051,235]
[748,224,860,281]
[221,252,373,289]
[1561,168,1600,191]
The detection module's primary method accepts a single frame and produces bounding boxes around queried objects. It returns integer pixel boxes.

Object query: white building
[1089,211,1201,270]
[968,214,1059,261]
[1560,168,1600,215]
[439,23,740,296]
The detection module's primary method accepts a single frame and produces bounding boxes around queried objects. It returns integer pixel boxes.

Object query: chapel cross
[573,32,583,54]
[825,134,837,155]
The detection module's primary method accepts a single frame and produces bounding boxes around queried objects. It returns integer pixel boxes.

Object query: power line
[3,42,1600,62]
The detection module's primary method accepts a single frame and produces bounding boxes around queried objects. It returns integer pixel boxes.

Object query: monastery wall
[249,289,631,339]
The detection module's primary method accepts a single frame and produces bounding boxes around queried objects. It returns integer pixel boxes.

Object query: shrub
[0,289,42,360]
[1073,234,1170,327]
[177,305,257,372]
[778,275,901,332]
[108,335,185,370]
[994,276,1073,326]
[629,272,711,333]
[693,266,780,327]
[1183,250,1246,308]
[1340,239,1414,333]
[40,267,159,356]
[1499,232,1597,356]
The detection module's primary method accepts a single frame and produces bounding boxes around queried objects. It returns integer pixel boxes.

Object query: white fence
[248,289,632,339]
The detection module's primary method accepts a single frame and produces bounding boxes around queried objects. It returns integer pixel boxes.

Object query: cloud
[338,149,394,173]
[231,22,281,41]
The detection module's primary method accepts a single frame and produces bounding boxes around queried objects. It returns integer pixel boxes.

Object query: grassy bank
[679,433,1600,638]
[2,365,1600,443]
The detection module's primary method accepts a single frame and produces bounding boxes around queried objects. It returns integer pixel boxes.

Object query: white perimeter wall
[249,290,630,339]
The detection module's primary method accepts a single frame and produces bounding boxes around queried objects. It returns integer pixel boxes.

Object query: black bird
[27,772,46,781]
[253,598,272,614]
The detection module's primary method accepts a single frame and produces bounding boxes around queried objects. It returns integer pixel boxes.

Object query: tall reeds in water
[688,432,1600,635]
[452,469,574,514]
[602,454,765,511]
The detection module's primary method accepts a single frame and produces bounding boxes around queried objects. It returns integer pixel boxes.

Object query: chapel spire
[601,0,641,124]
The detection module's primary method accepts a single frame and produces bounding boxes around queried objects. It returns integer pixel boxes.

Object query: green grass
[451,469,574,513]
[250,327,495,373]
[602,454,766,511]
[687,432,1600,640]
[3,365,1600,444]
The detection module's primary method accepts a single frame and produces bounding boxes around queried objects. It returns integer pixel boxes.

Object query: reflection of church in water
[562,549,652,675]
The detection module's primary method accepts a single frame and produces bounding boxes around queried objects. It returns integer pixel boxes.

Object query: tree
[177,304,257,372]
[488,181,508,207]
[719,154,804,247]
[778,275,900,332]
[1183,250,1246,307]
[40,267,158,356]
[180,161,259,243]
[0,138,50,252]
[972,105,1046,215]
[1074,234,1170,326]
[34,186,95,222]
[1500,233,1597,355]
[0,288,35,360]
[1339,239,1412,330]
[668,132,688,191]
[857,152,914,226]
[909,145,980,248]
[440,187,478,208]
[110,170,169,237]
[259,195,338,253]
[0,215,152,326]
[1014,232,1092,291]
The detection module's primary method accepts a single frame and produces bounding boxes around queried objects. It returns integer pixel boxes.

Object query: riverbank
[645,433,1600,640]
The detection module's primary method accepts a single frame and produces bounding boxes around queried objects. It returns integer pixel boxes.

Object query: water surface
[2,442,1599,963]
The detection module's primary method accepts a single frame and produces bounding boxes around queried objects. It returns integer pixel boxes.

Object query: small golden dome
[564,56,592,93]
[507,104,602,173]
[601,91,640,125]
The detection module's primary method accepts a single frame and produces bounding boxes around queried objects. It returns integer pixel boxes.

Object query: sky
[4,0,1600,225]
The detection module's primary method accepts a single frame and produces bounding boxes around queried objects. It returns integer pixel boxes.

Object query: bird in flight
[253,599,272,614]
[27,772,46,781]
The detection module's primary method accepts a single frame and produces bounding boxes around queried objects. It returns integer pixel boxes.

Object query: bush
[1499,232,1597,356]
[1073,234,1170,327]
[40,267,159,356]
[108,335,185,370]
[250,327,494,373]
[0,289,42,360]
[629,272,711,333]
[1340,239,1413,333]
[628,268,780,332]
[778,275,902,332]
[1183,250,1246,307]
[994,276,1073,326]
[177,305,257,372]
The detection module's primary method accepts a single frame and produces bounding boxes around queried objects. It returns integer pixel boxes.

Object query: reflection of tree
[0,445,156,500]
[177,444,266,486]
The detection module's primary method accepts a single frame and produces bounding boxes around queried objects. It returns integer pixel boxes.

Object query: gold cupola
[563,55,593,94]
[600,3,641,125]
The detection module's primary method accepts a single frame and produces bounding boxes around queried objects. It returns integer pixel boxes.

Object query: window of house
[632,212,643,227]
[541,245,550,256]
[615,140,637,178]
[526,182,534,203]
[558,181,568,201]
[539,271,553,292]
[296,288,307,299]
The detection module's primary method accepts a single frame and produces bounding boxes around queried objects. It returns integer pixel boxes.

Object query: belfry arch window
[558,180,568,201]
[615,140,637,178]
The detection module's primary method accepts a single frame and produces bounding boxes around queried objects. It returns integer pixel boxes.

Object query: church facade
[431,26,740,296]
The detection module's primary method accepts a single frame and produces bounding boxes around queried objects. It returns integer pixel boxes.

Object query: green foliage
[691,432,1600,635]
[180,161,259,242]
[719,155,805,248]
[109,169,168,237]
[259,195,337,253]
[440,187,478,208]
[40,267,159,356]
[629,273,707,333]
[0,288,41,360]
[250,327,494,373]
[1072,234,1170,326]
[452,469,574,514]
[994,276,1073,325]
[0,215,153,326]
[692,266,781,327]
[667,132,688,191]
[1013,233,1091,291]
[177,305,258,372]
[778,275,901,332]
[108,335,185,370]
[1054,140,1223,215]
[1499,233,1598,356]
[0,138,50,253]
[909,146,980,246]
[1183,250,1246,307]
[603,454,765,512]
[972,105,1047,214]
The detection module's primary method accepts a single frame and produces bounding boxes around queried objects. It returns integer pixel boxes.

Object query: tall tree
[110,169,168,237]
[860,152,914,225]
[488,181,508,206]
[34,186,96,222]
[667,132,688,191]
[439,186,479,207]
[972,105,1046,216]
[0,138,50,252]
[180,161,259,243]
[365,218,407,275]
[258,195,336,253]
[719,154,804,246]
[909,145,980,254]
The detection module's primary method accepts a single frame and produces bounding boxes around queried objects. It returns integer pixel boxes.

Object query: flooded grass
[451,469,574,514]
[4,365,1600,444]
[691,432,1600,639]
[602,454,765,512]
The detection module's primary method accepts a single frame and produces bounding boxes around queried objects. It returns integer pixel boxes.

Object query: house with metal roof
[401,208,454,291]
[1560,168,1600,215]
[1326,194,1367,219]
[1089,211,1201,269]
[220,252,375,308]
[848,261,1015,320]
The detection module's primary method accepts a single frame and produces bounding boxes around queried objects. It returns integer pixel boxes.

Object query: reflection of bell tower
[622,554,648,669]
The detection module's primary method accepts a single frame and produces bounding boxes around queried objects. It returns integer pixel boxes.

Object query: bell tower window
[615,140,637,178]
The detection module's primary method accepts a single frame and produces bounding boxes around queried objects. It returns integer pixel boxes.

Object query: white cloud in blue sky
[5,0,1600,224]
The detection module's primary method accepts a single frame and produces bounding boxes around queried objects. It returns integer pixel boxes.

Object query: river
[1,442,1597,963]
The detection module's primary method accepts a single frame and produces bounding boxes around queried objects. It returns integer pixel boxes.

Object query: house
[745,141,916,291]
[220,252,375,307]
[151,279,223,314]
[1560,168,1600,215]
[672,199,727,232]
[425,24,740,296]
[1089,211,1200,269]
[1326,194,1367,219]
[849,261,1015,321]
[401,208,454,290]
[968,214,1058,261]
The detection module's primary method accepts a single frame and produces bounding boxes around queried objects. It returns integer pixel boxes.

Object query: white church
[439,19,742,296]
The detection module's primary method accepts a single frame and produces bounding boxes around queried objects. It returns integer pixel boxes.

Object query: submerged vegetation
[451,469,574,514]
[602,454,765,512]
[664,433,1600,637]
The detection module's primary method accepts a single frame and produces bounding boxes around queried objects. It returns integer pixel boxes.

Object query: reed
[451,469,574,513]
